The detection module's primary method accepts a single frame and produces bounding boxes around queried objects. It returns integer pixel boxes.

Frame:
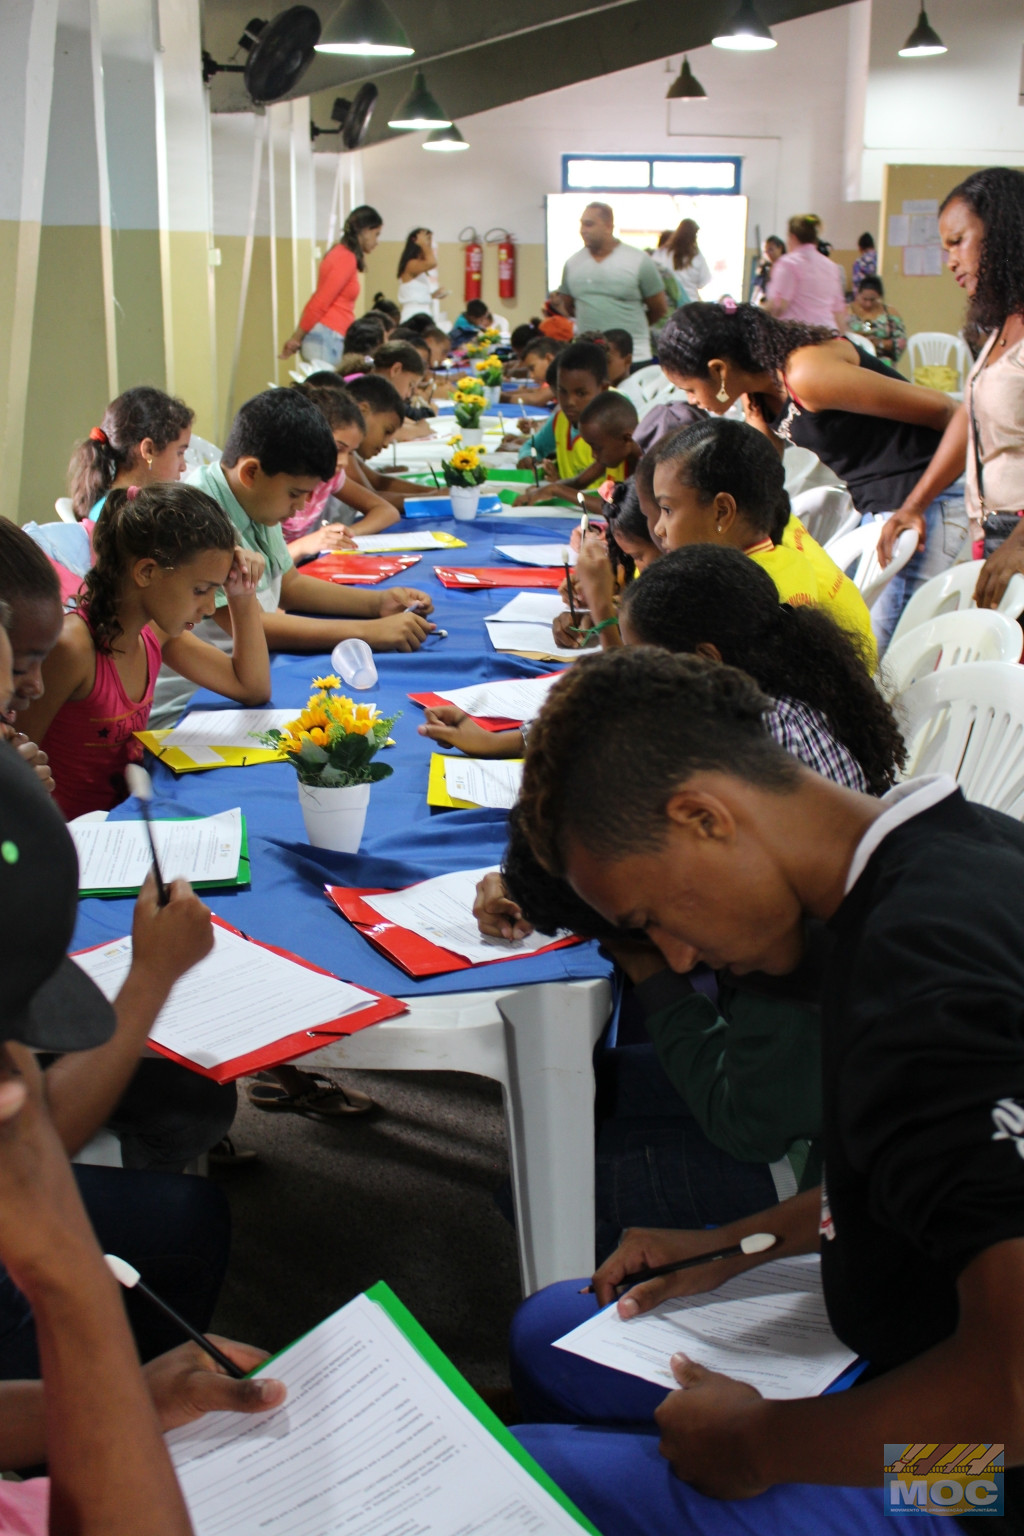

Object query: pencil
[529,447,540,487]
[563,548,578,626]
[578,1233,777,1293]
[105,1255,246,1378]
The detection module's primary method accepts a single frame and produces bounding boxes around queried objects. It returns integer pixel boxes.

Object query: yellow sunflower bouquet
[257,676,399,788]
[452,387,486,429]
[474,354,504,387]
[442,445,487,489]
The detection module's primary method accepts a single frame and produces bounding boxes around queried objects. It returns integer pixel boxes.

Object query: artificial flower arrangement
[465,328,501,357]
[474,354,504,387]
[452,387,486,429]
[442,445,487,488]
[258,676,398,787]
[456,375,485,395]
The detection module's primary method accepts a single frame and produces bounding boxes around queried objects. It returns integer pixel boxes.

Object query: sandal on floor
[207,1136,259,1167]
[246,1073,375,1120]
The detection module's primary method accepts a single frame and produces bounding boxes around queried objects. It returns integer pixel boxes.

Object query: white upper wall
[336,3,877,251]
[859,0,1024,200]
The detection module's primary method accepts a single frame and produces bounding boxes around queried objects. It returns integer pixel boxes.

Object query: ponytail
[67,387,194,521]
[339,204,383,272]
[83,482,234,654]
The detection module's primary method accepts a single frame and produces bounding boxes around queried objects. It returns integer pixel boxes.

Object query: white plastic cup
[330,637,377,691]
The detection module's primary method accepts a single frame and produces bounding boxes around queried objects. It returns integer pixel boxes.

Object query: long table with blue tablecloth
[71,509,613,1293]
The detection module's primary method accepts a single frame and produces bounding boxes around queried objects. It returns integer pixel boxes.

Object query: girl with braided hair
[879,168,1024,612]
[68,387,194,521]
[20,483,270,819]
[658,301,967,647]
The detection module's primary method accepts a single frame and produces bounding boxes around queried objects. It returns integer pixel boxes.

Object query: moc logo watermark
[884,1445,1003,1516]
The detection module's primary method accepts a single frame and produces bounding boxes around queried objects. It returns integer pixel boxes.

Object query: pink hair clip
[598,479,616,504]
[720,296,738,313]
[126,484,140,501]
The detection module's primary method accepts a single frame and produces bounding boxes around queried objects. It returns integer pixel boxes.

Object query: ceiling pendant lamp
[666,56,707,100]
[388,69,452,130]
[315,0,413,56]
[898,7,947,56]
[423,124,468,152]
[712,0,776,51]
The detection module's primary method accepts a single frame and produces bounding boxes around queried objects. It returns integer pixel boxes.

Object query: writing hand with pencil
[143,1337,286,1430]
[592,1225,778,1317]
[473,871,534,942]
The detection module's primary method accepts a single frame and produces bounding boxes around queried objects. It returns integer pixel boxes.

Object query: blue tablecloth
[72,513,609,1001]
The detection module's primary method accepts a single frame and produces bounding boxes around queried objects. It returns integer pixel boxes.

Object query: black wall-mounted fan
[203,7,322,104]
[310,84,379,148]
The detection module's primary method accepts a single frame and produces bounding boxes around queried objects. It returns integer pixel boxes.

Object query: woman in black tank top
[656,303,966,649]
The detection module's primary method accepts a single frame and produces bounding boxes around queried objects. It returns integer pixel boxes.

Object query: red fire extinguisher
[487,228,516,300]
[460,227,482,303]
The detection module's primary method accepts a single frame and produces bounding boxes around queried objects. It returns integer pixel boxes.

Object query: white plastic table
[290,976,612,1295]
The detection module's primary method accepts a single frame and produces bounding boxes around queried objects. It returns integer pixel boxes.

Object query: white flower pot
[297,781,370,852]
[484,384,502,405]
[460,426,484,446]
[449,485,482,521]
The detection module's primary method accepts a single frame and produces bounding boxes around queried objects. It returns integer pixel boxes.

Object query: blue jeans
[300,323,344,366]
[868,482,970,653]
[595,1045,778,1262]
[0,1165,230,1381]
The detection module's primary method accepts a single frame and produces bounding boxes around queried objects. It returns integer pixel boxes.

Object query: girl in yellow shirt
[650,417,877,668]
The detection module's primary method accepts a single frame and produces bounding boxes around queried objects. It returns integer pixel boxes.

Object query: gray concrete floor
[209,1069,522,1394]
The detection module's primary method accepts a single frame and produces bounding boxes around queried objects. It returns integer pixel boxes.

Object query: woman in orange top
[280,206,383,367]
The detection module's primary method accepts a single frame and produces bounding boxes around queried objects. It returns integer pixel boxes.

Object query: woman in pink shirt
[279,205,383,367]
[765,214,847,331]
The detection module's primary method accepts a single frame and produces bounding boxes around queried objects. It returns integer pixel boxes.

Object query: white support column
[0,0,60,520]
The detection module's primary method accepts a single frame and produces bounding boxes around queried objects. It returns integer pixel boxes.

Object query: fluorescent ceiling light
[388,69,452,130]
[898,8,947,56]
[712,0,776,51]
[316,0,413,56]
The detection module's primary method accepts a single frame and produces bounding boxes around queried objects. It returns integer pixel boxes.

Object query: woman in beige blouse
[879,167,1024,605]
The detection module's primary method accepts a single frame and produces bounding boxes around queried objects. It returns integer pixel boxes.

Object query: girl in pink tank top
[21,482,272,820]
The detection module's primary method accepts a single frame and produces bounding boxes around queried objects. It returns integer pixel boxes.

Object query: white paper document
[887,213,910,247]
[167,1293,589,1536]
[555,1255,856,1400]
[444,756,523,809]
[434,671,561,723]
[485,620,582,661]
[72,808,242,892]
[496,543,576,567]
[161,708,297,767]
[353,531,455,552]
[72,926,376,1069]
[363,866,566,965]
[490,591,567,624]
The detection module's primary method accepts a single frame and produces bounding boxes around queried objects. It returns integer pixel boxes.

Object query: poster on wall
[887,199,943,278]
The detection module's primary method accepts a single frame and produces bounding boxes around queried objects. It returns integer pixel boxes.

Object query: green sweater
[635,969,822,1190]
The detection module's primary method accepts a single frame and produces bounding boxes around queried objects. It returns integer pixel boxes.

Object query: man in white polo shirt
[552,204,668,363]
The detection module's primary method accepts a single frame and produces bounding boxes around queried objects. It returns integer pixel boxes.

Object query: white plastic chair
[898,661,1024,815]
[790,486,860,548]
[881,608,1023,696]
[823,520,918,608]
[54,496,76,523]
[888,560,1024,649]
[183,434,222,470]
[907,331,972,395]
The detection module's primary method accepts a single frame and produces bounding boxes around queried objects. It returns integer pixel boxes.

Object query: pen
[124,764,169,907]
[577,499,590,538]
[562,547,578,627]
[105,1254,246,1378]
[529,447,540,487]
[577,1233,778,1294]
[429,464,441,487]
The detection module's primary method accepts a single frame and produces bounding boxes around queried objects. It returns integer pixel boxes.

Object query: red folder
[305,553,422,584]
[326,885,579,978]
[72,916,407,1084]
[409,673,562,733]
[434,566,565,590]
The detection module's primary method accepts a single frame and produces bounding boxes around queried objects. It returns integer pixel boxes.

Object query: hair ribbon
[89,427,109,444]
[126,485,140,501]
[720,296,738,314]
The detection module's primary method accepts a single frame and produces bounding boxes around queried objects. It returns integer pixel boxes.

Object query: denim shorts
[300,323,344,367]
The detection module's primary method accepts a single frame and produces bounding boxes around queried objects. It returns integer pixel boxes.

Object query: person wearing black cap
[0,737,286,1529]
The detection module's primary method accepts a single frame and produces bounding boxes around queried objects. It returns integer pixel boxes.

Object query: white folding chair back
[183,434,222,469]
[881,609,1023,696]
[907,331,970,393]
[790,486,860,548]
[824,520,917,608]
[898,661,1024,816]
[54,497,76,523]
[888,560,1024,649]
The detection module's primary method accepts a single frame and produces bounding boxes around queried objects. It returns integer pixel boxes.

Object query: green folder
[246,1281,601,1535]
[497,487,578,510]
[79,815,251,899]
[486,467,534,483]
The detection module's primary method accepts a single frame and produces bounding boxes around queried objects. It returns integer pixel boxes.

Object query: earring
[146,457,153,468]
[716,385,729,403]
[716,523,723,533]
